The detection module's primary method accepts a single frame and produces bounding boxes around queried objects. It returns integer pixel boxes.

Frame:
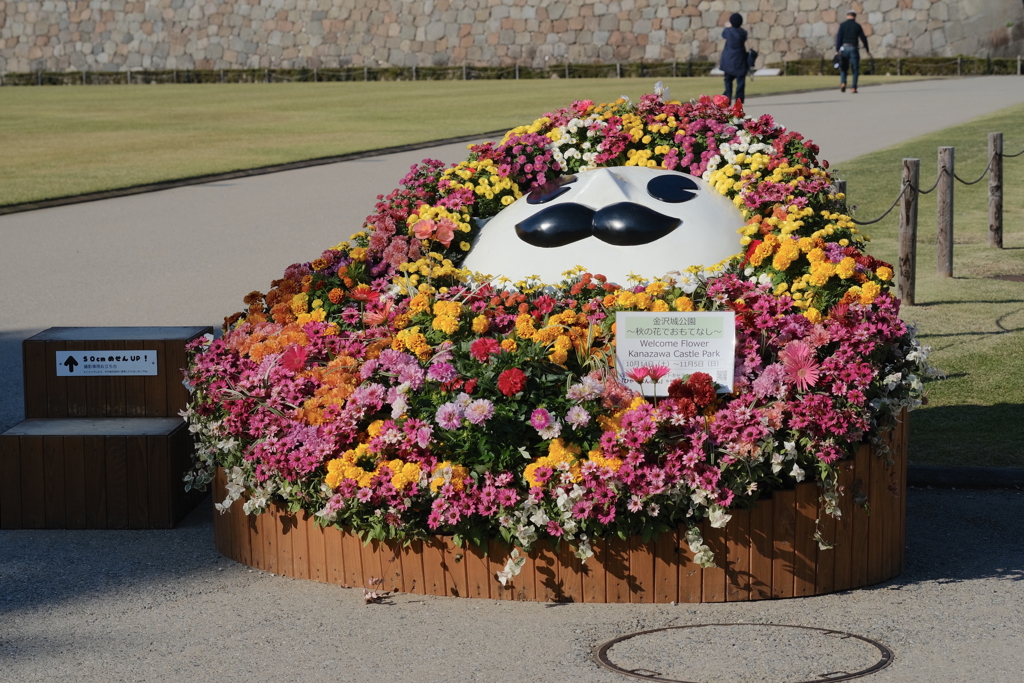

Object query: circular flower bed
[184,90,934,578]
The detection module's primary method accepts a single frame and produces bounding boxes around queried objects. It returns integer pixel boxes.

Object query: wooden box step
[22,326,212,420]
[0,418,203,530]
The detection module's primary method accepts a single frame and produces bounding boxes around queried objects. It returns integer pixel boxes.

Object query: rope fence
[845,132,1019,304]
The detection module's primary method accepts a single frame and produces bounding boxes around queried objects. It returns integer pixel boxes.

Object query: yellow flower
[836,257,857,280]
[471,315,490,334]
[674,296,695,312]
[500,338,518,352]
[860,281,881,305]
[876,266,894,281]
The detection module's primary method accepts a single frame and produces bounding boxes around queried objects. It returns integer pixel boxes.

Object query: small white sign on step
[55,350,158,376]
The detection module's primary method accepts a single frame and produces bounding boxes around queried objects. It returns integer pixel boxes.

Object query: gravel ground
[2,487,1022,683]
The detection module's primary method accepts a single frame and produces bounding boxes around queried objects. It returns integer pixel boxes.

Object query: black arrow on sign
[63,356,79,373]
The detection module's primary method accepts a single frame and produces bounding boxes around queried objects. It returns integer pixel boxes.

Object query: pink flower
[279,345,308,372]
[469,337,501,362]
[530,408,552,431]
[647,365,671,382]
[464,399,495,425]
[412,219,436,241]
[434,218,457,248]
[626,367,650,383]
[780,340,821,392]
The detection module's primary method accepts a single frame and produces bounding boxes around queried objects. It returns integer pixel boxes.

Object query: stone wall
[2,0,1022,74]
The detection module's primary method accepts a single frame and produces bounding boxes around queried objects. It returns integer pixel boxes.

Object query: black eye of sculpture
[516,203,595,247]
[591,202,681,245]
[647,174,699,203]
[526,175,578,205]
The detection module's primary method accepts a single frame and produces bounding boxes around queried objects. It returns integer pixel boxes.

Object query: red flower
[687,372,716,408]
[469,337,501,362]
[464,378,478,394]
[280,345,308,372]
[497,368,527,396]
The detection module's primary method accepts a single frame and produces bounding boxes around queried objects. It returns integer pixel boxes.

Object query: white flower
[496,548,526,586]
[790,463,806,482]
[708,505,732,528]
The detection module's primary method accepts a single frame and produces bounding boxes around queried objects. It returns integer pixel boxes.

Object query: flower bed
[185,89,933,591]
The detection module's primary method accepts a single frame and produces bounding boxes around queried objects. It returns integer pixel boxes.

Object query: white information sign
[615,311,736,395]
[55,350,158,377]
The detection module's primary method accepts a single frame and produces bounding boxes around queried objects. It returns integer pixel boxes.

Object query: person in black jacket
[720,13,749,104]
[835,11,871,93]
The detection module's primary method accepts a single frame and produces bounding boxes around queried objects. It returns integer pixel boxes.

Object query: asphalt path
[2,75,1024,682]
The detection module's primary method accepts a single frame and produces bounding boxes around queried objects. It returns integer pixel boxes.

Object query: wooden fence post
[899,159,920,305]
[617,62,621,78]
[937,146,954,277]
[989,132,1003,248]
[463,64,467,80]
[364,66,368,81]
[515,64,519,80]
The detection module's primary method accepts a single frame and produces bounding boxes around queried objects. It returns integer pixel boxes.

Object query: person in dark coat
[720,13,749,105]
[835,11,871,93]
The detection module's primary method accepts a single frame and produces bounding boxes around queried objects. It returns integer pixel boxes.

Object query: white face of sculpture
[462,166,746,285]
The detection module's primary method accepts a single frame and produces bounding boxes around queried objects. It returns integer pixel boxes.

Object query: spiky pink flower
[780,340,820,392]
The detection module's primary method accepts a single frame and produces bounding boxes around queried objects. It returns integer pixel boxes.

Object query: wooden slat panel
[20,436,46,528]
[64,341,88,417]
[604,535,630,604]
[832,460,856,591]
[380,541,404,594]
[867,445,886,586]
[359,538,384,591]
[771,490,796,599]
[63,436,87,529]
[83,436,106,528]
[748,499,773,600]
[629,537,655,603]
[274,507,295,578]
[850,446,871,588]
[443,537,468,598]
[143,341,168,417]
[259,510,278,574]
[146,435,171,528]
[45,340,68,418]
[247,507,264,571]
[534,540,560,602]
[897,411,909,574]
[653,528,679,604]
[678,528,703,603]
[305,516,327,583]
[22,340,48,418]
[401,539,426,595]
[322,525,345,585]
[815,493,837,596]
[794,482,818,597]
[42,436,66,528]
[464,543,491,599]
[701,519,727,603]
[340,530,363,587]
[126,435,149,529]
[582,538,607,603]
[0,436,23,529]
[104,340,127,417]
[556,541,584,603]
[725,508,751,602]
[123,340,148,418]
[164,335,194,417]
[421,537,447,597]
[512,544,537,602]
[880,433,896,582]
[290,512,311,581]
[488,540,513,601]
[168,426,191,525]
[83,340,108,417]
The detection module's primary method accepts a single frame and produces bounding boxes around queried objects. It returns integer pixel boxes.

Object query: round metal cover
[594,623,893,683]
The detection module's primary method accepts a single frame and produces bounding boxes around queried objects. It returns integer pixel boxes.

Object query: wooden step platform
[1,417,202,530]
[22,326,211,419]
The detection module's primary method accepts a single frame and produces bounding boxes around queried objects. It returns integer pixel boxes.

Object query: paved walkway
[2,75,1024,682]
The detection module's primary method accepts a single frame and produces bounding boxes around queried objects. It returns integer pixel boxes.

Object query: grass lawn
[832,102,1024,468]
[0,75,923,206]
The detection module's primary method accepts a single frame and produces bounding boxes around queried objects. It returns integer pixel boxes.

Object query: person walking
[835,10,871,93]
[720,13,749,105]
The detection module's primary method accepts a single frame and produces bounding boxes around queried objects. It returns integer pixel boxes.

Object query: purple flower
[436,402,463,430]
[427,362,458,384]
[398,364,425,389]
[566,406,590,429]
[465,399,495,425]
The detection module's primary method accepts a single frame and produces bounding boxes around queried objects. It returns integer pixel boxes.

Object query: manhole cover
[594,623,893,683]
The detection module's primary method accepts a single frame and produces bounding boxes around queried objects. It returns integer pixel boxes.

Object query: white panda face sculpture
[462,166,746,285]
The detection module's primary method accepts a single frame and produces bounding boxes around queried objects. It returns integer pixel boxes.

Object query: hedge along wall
[1,0,1022,75]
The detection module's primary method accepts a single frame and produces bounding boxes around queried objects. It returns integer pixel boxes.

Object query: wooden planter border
[211,412,907,602]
